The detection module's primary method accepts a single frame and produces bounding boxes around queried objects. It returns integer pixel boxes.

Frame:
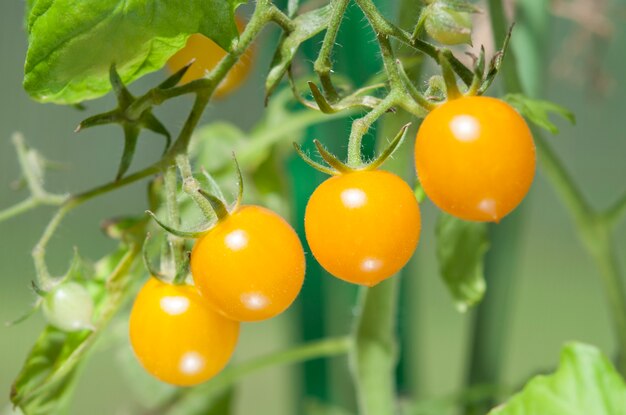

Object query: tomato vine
[1,0,626,414]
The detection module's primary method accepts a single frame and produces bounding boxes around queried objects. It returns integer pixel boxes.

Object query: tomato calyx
[294,123,411,175]
[146,155,244,243]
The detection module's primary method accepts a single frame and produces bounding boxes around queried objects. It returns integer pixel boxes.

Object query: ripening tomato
[190,205,305,322]
[304,170,421,287]
[166,19,252,98]
[415,96,536,222]
[129,278,239,386]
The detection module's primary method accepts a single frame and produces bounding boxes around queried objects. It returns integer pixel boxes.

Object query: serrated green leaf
[504,93,576,134]
[489,343,626,415]
[265,5,332,100]
[435,213,489,312]
[24,0,244,104]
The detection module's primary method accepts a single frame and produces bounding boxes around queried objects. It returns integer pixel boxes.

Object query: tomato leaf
[265,5,332,101]
[504,93,576,135]
[24,0,244,104]
[489,342,626,415]
[435,213,489,312]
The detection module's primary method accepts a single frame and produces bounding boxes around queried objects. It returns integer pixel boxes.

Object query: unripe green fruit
[42,281,94,332]
[424,3,473,45]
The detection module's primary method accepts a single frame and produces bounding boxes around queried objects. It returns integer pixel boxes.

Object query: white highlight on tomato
[341,188,367,209]
[159,296,190,316]
[179,351,205,375]
[241,292,269,310]
[450,115,481,142]
[361,257,383,272]
[225,229,248,251]
[477,198,497,219]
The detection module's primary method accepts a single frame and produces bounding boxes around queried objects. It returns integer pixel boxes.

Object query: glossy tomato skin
[190,205,305,322]
[166,19,251,98]
[304,170,421,287]
[129,278,239,387]
[415,96,536,222]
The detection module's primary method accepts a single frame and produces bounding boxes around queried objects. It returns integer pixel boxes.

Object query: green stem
[347,95,396,167]
[163,165,184,281]
[465,209,526,415]
[355,0,473,86]
[31,202,76,290]
[13,133,45,198]
[313,0,350,101]
[176,154,216,222]
[0,194,64,223]
[350,280,400,415]
[153,336,352,414]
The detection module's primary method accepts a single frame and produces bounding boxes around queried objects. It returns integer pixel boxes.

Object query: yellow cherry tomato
[304,170,421,287]
[166,19,252,98]
[190,205,305,322]
[415,96,536,222]
[129,278,239,386]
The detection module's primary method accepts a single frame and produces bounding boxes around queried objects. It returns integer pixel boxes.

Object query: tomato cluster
[130,28,536,386]
[130,203,305,386]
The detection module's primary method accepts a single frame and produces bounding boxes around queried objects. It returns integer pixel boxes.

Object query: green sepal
[293,143,339,176]
[366,123,411,171]
[313,140,355,174]
[479,24,513,94]
[198,189,231,221]
[146,210,208,239]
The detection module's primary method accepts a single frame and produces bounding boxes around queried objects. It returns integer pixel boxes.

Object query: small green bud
[42,281,94,332]
[425,75,447,100]
[424,1,474,46]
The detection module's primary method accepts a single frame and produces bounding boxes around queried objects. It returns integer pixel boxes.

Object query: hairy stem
[347,95,396,167]
[314,0,350,101]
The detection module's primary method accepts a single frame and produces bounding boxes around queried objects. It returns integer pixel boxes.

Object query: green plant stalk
[163,165,184,278]
[153,336,352,414]
[465,209,526,415]
[313,0,350,100]
[0,134,66,223]
[487,0,626,377]
[350,279,400,415]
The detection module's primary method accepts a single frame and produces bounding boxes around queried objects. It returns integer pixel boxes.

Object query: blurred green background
[1,1,625,414]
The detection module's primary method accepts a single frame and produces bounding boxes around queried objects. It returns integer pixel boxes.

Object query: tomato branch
[313,0,350,101]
